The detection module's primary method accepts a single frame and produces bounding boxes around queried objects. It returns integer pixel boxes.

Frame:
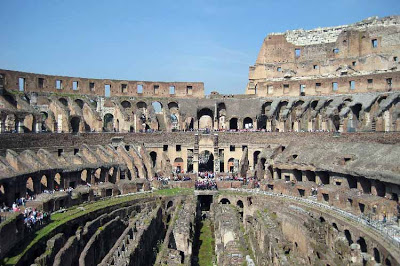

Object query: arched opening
[40,175,48,192]
[54,173,61,190]
[75,99,84,109]
[150,151,157,168]
[373,248,381,263]
[357,237,367,253]
[59,98,68,107]
[186,117,194,130]
[198,108,213,130]
[277,101,289,119]
[228,158,235,173]
[344,230,353,245]
[152,102,163,113]
[81,170,88,184]
[174,157,184,173]
[385,258,392,266]
[332,115,340,131]
[310,100,318,110]
[136,101,147,111]
[170,114,178,130]
[167,201,173,209]
[220,198,231,204]
[253,151,260,168]
[229,118,238,130]
[70,117,80,133]
[237,200,244,208]
[168,102,179,110]
[40,112,48,131]
[84,121,91,132]
[262,102,272,114]
[95,168,102,182]
[351,103,362,121]
[199,151,214,172]
[103,113,114,132]
[26,177,34,196]
[375,180,386,197]
[319,216,326,223]
[243,117,253,129]
[332,223,338,231]
[121,100,131,109]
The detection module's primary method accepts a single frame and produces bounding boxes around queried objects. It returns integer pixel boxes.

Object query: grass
[2,188,193,265]
[198,219,215,266]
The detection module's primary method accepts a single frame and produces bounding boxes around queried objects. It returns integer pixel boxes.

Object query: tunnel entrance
[198,195,213,211]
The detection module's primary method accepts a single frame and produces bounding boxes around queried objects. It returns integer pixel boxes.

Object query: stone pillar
[0,119,4,133]
[35,122,41,133]
[321,120,327,131]
[273,168,279,180]
[308,120,313,132]
[17,120,24,133]
[339,123,344,133]
[266,119,272,132]
[193,134,199,173]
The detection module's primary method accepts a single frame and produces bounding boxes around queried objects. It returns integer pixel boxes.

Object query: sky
[1,0,399,95]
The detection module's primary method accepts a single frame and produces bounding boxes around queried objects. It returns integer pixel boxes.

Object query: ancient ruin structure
[0,16,400,266]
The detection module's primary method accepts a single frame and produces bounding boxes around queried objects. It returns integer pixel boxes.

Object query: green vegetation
[198,219,215,266]
[2,188,193,265]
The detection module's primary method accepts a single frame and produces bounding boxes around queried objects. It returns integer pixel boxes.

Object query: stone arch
[220,198,231,204]
[199,150,214,172]
[253,151,260,168]
[198,108,213,129]
[103,113,114,132]
[150,151,157,168]
[344,229,353,245]
[168,101,179,110]
[136,101,147,110]
[54,173,61,189]
[81,170,88,184]
[228,157,235,172]
[373,248,381,263]
[74,99,84,109]
[237,200,244,208]
[59,97,68,107]
[229,117,238,130]
[40,175,48,191]
[310,100,319,109]
[385,258,392,266]
[70,116,81,133]
[174,157,184,172]
[167,200,173,209]
[277,101,289,119]
[262,101,272,114]
[332,115,340,131]
[243,117,253,129]
[152,101,163,114]
[26,177,34,195]
[356,237,367,253]
[121,100,131,109]
[95,168,102,181]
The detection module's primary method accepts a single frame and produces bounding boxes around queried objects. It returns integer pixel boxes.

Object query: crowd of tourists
[195,179,217,190]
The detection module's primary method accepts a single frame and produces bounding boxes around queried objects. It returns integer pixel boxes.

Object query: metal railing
[230,188,400,249]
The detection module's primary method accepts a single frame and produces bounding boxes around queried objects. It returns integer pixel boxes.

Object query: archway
[121,100,131,109]
[150,151,157,168]
[229,118,238,130]
[199,150,214,172]
[357,237,367,253]
[170,114,178,130]
[228,158,235,172]
[253,151,260,168]
[243,117,253,129]
[81,170,88,184]
[70,117,81,133]
[373,248,381,263]
[75,99,84,109]
[103,113,114,132]
[26,177,34,196]
[220,198,231,204]
[152,102,163,113]
[197,108,213,130]
[136,101,147,111]
[174,157,184,173]
[59,98,68,107]
[40,175,48,192]
[237,200,244,208]
[332,115,340,131]
[344,230,353,245]
[54,173,61,190]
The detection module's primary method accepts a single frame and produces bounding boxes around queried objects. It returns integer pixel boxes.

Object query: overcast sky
[1,0,399,94]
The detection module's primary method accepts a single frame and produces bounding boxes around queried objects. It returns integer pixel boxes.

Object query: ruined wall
[247,16,400,97]
[0,69,204,98]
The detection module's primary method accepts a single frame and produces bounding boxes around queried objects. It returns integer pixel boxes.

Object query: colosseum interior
[0,15,400,266]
